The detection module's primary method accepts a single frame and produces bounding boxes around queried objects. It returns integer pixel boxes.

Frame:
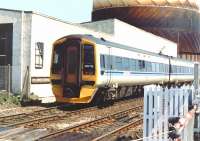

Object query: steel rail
[2,106,98,128]
[37,105,143,140]
[92,118,143,141]
[0,97,143,128]
[0,106,60,121]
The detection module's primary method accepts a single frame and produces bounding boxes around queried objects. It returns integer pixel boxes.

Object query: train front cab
[51,37,98,104]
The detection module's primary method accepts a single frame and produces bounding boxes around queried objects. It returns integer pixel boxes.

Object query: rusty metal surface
[92,5,200,57]
[93,0,199,10]
[143,28,200,54]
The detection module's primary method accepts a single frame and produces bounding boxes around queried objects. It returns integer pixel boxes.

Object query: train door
[107,47,112,86]
[104,46,112,86]
[63,40,81,98]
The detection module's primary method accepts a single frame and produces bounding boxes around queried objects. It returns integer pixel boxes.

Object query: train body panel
[97,74,168,87]
[169,58,194,83]
[50,34,195,104]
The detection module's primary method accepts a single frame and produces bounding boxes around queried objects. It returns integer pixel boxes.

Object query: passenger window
[156,63,159,72]
[178,66,180,73]
[149,62,152,72]
[175,66,177,73]
[152,63,156,72]
[146,62,151,72]
[184,67,186,73]
[182,67,184,73]
[177,66,180,73]
[145,62,148,72]
[123,58,130,70]
[116,56,122,70]
[136,60,139,71]
[100,55,105,69]
[104,55,110,69]
[172,66,174,73]
[139,60,145,71]
[171,65,174,73]
[109,56,115,70]
[190,68,193,74]
[163,64,166,72]
[159,64,162,72]
[166,64,168,72]
[162,64,164,72]
[130,59,135,71]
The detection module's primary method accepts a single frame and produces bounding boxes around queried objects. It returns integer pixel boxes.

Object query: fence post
[7,64,11,97]
[21,66,30,103]
[194,63,199,98]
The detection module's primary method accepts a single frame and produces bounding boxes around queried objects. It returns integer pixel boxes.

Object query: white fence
[143,85,194,141]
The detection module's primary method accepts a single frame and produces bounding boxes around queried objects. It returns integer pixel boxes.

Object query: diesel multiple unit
[50,35,194,104]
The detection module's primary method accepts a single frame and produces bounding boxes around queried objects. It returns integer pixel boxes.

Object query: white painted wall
[82,19,177,57]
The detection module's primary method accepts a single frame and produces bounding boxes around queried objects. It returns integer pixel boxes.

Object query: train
[50,34,194,104]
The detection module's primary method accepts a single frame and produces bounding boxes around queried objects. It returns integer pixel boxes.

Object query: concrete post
[7,64,11,96]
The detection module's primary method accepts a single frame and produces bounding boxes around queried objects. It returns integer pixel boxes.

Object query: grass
[0,91,21,106]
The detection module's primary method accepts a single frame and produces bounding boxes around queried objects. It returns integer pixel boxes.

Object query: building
[0,8,177,103]
[92,0,200,62]
[0,8,113,101]
[82,19,177,57]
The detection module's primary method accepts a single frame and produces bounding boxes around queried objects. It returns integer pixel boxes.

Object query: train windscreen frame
[52,46,63,74]
[83,44,95,75]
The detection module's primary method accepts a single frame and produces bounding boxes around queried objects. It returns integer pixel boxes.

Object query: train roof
[84,35,195,64]
[56,34,194,64]
[83,34,165,57]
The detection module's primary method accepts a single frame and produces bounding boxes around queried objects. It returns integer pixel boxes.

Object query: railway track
[0,106,96,128]
[0,106,62,127]
[37,105,143,141]
[92,119,143,141]
[0,97,143,129]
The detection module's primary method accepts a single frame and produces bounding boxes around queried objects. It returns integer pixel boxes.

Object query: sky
[0,0,93,23]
